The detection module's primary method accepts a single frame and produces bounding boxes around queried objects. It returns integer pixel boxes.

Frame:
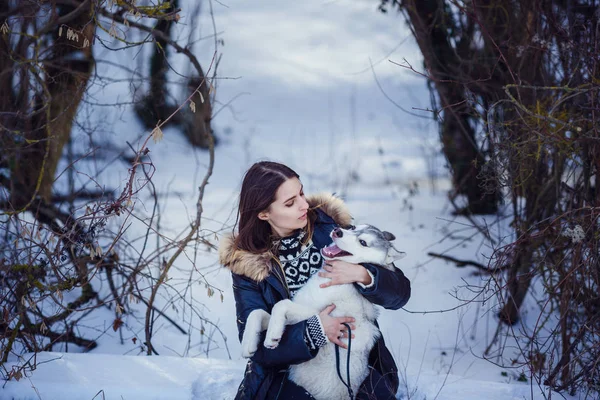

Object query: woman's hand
[318,304,356,349]
[318,260,372,288]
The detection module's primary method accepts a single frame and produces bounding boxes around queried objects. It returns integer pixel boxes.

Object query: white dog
[241,224,406,400]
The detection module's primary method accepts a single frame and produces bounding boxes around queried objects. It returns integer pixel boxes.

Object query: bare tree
[1,0,223,380]
[133,0,214,149]
[381,0,599,394]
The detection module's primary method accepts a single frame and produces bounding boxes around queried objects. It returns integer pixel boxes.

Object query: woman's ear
[258,211,269,221]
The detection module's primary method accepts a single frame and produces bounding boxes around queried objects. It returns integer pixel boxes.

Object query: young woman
[219,161,411,399]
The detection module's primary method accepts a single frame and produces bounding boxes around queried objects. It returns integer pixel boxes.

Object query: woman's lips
[299,213,307,220]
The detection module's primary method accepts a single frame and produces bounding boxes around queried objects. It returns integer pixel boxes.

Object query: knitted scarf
[276,229,323,298]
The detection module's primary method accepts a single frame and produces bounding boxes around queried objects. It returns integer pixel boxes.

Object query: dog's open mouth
[321,244,353,258]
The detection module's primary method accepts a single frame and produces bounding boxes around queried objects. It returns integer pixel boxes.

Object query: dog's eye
[359,239,367,247]
[347,225,355,230]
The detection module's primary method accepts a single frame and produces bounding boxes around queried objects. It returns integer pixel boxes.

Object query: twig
[427,252,508,274]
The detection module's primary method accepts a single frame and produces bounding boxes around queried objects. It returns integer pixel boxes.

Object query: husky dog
[241,224,406,400]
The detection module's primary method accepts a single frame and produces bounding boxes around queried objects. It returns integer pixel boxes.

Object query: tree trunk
[134,0,179,129]
[181,74,214,148]
[403,0,500,214]
[8,1,95,207]
[498,246,534,325]
[133,0,214,149]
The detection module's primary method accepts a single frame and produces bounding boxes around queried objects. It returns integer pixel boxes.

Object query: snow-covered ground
[1,352,563,400]
[1,0,584,399]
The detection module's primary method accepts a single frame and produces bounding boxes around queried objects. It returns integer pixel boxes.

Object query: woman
[219,161,411,399]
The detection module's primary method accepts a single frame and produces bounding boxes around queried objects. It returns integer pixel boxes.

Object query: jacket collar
[219,193,352,282]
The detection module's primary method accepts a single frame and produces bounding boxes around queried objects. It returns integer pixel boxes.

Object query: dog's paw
[263,335,281,349]
[241,348,256,358]
[264,324,284,349]
[241,345,257,358]
[241,334,259,358]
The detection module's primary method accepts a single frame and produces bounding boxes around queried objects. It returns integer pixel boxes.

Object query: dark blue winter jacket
[219,193,411,399]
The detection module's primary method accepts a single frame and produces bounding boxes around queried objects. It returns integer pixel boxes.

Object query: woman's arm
[355,263,411,310]
[318,261,411,310]
[232,273,318,368]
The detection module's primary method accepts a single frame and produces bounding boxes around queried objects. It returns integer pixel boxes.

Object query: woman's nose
[299,197,309,211]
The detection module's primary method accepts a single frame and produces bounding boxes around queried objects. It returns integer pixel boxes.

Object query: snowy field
[1,0,584,399]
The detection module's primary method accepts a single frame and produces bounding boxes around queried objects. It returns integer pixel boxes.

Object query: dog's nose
[333,228,343,238]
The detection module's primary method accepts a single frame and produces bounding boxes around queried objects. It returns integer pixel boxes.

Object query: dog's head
[321,224,406,267]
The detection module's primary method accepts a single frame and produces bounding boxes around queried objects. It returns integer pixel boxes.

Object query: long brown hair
[234,161,316,253]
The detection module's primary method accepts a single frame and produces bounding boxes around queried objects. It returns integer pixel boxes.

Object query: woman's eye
[359,239,367,247]
[285,202,293,207]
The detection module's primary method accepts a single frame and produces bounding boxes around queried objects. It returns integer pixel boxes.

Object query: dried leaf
[189,100,196,113]
[40,321,48,333]
[112,317,123,332]
[199,92,205,104]
[109,23,117,39]
[151,126,164,143]
[116,303,123,315]
[24,138,41,144]
[11,369,23,382]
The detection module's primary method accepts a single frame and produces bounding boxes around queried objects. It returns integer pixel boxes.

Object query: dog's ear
[383,231,396,241]
[386,247,406,264]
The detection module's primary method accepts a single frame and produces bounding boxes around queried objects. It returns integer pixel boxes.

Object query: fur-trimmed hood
[219,193,352,282]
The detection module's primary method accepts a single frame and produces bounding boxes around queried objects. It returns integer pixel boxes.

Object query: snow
[1,352,561,400]
[0,0,586,399]
[2,352,244,400]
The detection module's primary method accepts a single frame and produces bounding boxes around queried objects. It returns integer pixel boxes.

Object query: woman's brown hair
[234,161,316,253]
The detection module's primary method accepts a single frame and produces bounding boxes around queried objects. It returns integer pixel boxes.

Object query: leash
[335,322,354,399]
[274,368,288,400]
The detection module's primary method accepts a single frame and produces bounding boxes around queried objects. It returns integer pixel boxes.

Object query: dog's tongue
[321,244,344,258]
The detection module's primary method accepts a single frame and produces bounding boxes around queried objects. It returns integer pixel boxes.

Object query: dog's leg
[241,309,270,358]
[264,300,316,349]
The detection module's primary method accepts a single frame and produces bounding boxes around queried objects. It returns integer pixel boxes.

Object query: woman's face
[259,177,309,237]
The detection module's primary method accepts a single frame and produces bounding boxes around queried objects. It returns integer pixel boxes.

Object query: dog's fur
[241,224,406,400]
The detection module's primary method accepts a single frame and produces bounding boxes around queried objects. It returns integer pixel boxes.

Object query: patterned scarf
[276,229,323,298]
